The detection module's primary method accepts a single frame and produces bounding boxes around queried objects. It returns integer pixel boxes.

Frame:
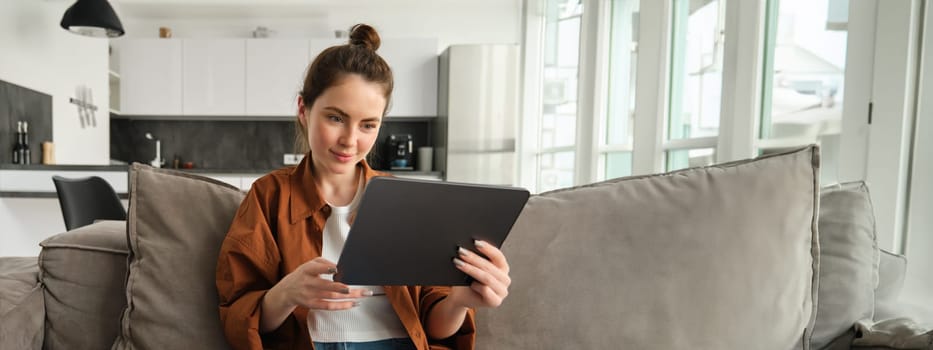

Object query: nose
[338,125,357,146]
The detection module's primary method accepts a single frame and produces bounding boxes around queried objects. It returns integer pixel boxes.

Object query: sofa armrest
[875,301,933,329]
[850,318,933,349]
[0,257,45,350]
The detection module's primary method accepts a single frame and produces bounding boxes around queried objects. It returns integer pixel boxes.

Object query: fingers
[454,254,509,298]
[474,240,510,274]
[307,299,361,311]
[301,257,339,276]
[456,245,511,288]
[292,258,375,309]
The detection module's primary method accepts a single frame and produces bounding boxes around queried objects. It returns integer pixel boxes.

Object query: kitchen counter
[0,164,444,198]
[0,164,444,176]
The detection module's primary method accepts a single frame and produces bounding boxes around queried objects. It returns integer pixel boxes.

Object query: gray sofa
[1,146,931,349]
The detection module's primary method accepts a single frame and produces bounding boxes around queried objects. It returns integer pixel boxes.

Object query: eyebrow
[323,106,381,122]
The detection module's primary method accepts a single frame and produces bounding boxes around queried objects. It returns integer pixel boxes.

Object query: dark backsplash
[0,80,52,164]
[110,118,433,171]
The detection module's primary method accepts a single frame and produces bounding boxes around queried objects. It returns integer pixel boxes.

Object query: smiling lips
[330,150,355,163]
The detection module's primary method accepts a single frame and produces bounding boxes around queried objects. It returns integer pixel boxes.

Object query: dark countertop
[0,163,444,177]
[0,164,274,174]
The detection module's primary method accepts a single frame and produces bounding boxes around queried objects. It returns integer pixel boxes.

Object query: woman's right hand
[262,257,368,332]
[270,257,372,311]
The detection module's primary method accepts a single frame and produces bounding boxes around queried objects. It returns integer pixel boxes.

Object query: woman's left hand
[447,240,511,309]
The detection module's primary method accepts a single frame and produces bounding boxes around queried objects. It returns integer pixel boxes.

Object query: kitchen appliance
[436,44,520,186]
[385,134,414,170]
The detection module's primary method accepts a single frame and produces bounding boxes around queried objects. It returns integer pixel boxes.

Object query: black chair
[52,175,127,231]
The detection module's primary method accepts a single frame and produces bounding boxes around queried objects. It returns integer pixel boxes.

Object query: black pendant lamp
[60,0,125,38]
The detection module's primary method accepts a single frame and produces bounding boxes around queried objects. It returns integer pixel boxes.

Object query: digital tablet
[334,176,530,286]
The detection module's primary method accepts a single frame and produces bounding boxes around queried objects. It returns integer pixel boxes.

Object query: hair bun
[349,24,381,51]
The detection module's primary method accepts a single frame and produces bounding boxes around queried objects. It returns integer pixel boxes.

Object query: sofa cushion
[811,182,880,349]
[38,220,129,350]
[112,165,244,349]
[476,146,820,349]
[0,257,44,350]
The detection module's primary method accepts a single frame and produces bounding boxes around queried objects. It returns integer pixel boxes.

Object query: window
[597,0,640,181]
[521,0,864,192]
[538,0,584,192]
[759,0,848,185]
[665,0,724,171]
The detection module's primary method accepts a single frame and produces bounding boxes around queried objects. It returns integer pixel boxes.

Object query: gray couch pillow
[0,257,44,350]
[38,220,128,350]
[112,164,244,349]
[811,182,880,349]
[476,146,820,349]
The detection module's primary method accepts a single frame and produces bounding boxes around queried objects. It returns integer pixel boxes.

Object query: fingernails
[327,267,338,274]
[453,257,465,267]
[458,247,468,257]
[362,289,374,297]
[474,240,486,248]
[340,288,350,295]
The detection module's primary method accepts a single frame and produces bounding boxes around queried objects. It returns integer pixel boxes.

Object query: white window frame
[520,0,916,210]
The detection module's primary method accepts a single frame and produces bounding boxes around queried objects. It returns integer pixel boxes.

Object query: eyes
[327,114,379,131]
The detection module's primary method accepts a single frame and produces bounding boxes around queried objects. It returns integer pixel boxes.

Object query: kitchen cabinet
[380,38,438,118]
[309,38,344,62]
[119,39,183,115]
[309,37,438,118]
[116,37,438,118]
[182,39,246,116]
[246,39,310,117]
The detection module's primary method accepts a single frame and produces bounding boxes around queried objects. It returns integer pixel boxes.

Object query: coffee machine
[385,134,413,170]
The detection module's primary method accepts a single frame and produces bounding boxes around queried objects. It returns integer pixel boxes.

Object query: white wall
[0,0,111,165]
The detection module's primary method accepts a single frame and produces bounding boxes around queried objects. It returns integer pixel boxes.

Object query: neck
[311,159,361,207]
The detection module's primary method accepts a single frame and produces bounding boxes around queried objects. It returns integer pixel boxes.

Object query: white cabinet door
[182,39,245,116]
[380,38,438,118]
[245,39,309,117]
[120,39,183,115]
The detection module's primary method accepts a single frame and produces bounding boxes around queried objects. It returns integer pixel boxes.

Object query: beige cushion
[112,165,244,349]
[476,146,820,349]
[38,220,129,350]
[811,182,880,349]
[0,257,44,350]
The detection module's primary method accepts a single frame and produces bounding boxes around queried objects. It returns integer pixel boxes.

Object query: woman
[216,24,511,350]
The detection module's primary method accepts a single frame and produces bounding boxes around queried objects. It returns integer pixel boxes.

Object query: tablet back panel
[335,177,529,286]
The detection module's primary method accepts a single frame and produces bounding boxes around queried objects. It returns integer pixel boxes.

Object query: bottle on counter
[12,121,23,164]
[21,121,31,164]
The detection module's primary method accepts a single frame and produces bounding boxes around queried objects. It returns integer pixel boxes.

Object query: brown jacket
[216,156,476,350]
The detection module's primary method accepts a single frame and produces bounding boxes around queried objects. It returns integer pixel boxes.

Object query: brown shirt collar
[288,154,383,224]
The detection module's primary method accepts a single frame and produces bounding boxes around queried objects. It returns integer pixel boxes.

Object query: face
[298,74,387,177]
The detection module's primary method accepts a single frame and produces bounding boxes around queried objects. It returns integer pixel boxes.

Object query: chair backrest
[52,175,127,231]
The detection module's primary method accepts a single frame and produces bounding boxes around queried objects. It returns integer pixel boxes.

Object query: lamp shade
[60,0,125,38]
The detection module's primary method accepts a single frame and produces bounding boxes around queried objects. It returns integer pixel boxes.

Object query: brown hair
[294,23,394,154]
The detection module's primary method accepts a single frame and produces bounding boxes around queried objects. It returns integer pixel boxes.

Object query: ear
[297,95,308,128]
